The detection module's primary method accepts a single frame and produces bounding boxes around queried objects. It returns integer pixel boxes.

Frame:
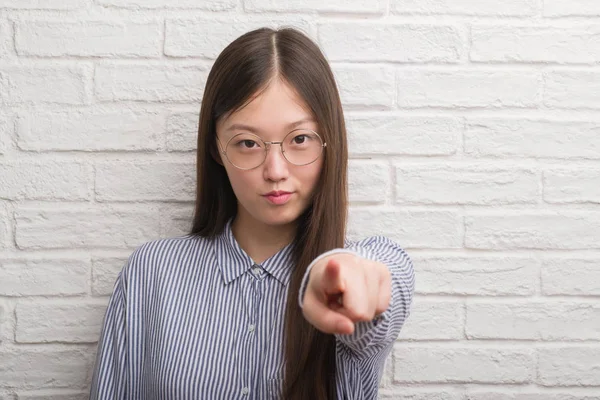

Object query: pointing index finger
[322,257,345,295]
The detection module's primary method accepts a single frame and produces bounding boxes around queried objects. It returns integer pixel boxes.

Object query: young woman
[90,27,415,400]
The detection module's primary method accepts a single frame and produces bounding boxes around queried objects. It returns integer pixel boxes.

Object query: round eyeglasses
[218,129,327,170]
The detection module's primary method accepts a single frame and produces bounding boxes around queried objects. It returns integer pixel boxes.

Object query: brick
[98,0,235,9]
[319,23,462,62]
[0,0,85,9]
[465,118,600,159]
[346,115,461,156]
[92,257,126,296]
[465,212,600,250]
[396,69,540,108]
[95,64,207,103]
[0,19,12,59]
[466,389,600,400]
[391,0,537,16]
[166,112,198,152]
[538,347,600,386]
[0,115,11,154]
[394,346,534,383]
[165,17,311,58]
[545,70,600,109]
[15,20,161,57]
[542,258,600,296]
[0,300,15,346]
[544,169,600,203]
[0,203,8,249]
[0,348,94,389]
[396,165,539,205]
[413,256,537,296]
[16,301,107,343]
[0,259,88,296]
[15,206,160,249]
[348,209,462,248]
[466,301,600,341]
[159,204,194,238]
[545,0,600,17]
[0,301,6,344]
[348,160,389,204]
[333,65,395,108]
[0,65,87,105]
[18,110,165,152]
[379,389,463,400]
[246,0,385,13]
[95,161,195,202]
[0,162,90,200]
[471,26,600,64]
[399,299,463,340]
[16,391,88,400]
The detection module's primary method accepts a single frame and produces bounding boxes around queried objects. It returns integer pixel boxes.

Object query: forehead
[217,79,317,137]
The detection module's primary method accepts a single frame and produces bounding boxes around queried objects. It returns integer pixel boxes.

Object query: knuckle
[353,310,371,321]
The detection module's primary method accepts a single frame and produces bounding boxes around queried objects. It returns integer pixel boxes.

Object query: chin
[260,212,299,227]
[253,206,306,227]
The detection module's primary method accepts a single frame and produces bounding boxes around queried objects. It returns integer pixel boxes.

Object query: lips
[264,191,292,197]
[263,191,293,205]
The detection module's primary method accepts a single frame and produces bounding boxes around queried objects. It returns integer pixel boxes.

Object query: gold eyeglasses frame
[216,128,327,171]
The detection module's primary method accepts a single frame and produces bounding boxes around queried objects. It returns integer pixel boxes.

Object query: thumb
[322,258,345,295]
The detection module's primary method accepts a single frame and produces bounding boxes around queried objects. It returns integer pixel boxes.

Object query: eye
[294,135,307,144]
[291,134,310,145]
[232,138,261,149]
[241,139,257,148]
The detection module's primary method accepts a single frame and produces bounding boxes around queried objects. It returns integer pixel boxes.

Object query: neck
[231,213,296,265]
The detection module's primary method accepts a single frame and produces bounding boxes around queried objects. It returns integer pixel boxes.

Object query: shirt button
[241,387,249,395]
[248,324,255,333]
[252,267,262,276]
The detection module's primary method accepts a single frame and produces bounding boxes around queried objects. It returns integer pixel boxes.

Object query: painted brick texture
[0,1,598,398]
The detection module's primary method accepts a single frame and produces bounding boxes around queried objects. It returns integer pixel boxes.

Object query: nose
[262,143,289,182]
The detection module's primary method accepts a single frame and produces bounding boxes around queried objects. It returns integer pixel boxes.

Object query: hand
[302,253,391,335]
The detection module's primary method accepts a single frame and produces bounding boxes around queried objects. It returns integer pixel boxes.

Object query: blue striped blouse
[90,218,415,399]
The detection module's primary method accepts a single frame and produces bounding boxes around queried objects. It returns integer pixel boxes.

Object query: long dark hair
[190,27,348,399]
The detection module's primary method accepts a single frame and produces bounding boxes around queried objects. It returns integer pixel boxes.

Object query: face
[215,78,324,229]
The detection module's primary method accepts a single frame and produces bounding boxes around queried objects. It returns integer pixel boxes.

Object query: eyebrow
[225,118,315,133]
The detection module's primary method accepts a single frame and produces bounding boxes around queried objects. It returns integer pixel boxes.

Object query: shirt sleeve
[89,268,129,400]
[298,235,415,357]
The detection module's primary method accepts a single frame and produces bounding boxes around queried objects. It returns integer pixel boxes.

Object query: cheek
[224,167,258,197]
[298,160,323,190]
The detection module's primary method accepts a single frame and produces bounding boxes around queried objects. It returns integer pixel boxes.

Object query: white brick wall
[0,1,599,399]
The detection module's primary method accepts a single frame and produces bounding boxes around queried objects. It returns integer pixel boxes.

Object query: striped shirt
[90,218,415,399]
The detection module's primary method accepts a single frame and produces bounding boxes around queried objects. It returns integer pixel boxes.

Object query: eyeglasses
[217,129,327,170]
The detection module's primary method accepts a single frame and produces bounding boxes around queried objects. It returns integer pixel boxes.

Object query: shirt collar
[214,218,295,286]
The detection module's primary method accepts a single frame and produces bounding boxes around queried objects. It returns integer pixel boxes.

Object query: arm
[89,269,128,399]
[299,236,415,356]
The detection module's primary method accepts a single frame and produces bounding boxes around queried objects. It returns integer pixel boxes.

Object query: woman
[90,27,415,400]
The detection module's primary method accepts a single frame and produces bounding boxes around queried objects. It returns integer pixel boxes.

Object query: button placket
[242,270,263,399]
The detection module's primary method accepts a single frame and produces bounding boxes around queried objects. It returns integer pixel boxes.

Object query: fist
[302,253,391,335]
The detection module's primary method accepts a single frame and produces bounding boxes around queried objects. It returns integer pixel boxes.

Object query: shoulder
[122,234,211,278]
[130,234,206,258]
